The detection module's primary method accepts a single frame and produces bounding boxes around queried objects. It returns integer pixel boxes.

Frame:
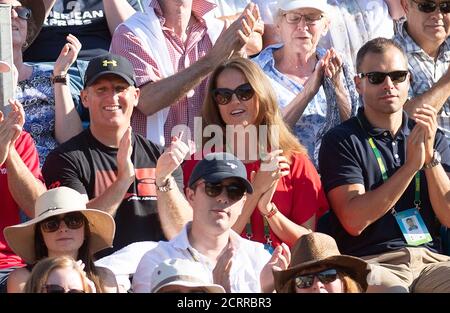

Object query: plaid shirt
[110,0,216,145]
[393,19,450,143]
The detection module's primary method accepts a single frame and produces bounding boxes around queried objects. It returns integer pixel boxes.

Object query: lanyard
[246,217,272,247]
[367,137,421,209]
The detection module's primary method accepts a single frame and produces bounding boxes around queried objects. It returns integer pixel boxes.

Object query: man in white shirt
[132,152,290,293]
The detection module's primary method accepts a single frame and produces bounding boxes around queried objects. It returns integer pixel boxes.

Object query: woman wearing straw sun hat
[3,186,119,293]
[273,232,370,293]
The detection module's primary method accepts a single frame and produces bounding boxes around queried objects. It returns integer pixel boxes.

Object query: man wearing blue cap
[132,152,290,293]
[42,52,187,258]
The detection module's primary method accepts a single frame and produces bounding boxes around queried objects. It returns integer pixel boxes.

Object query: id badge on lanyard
[393,207,432,246]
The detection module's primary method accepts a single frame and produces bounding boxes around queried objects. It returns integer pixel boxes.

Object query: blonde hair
[202,57,306,160]
[23,256,92,293]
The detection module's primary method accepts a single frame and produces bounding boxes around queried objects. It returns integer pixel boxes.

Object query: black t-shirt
[42,129,184,258]
[318,108,450,257]
[24,0,141,62]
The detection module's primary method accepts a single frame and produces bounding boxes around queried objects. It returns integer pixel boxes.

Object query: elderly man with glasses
[318,37,450,293]
[132,152,290,293]
[393,0,450,145]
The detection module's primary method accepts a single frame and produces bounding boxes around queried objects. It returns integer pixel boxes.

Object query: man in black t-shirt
[24,0,143,125]
[318,38,450,292]
[42,53,188,258]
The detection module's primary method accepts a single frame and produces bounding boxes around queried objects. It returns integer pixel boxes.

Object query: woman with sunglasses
[274,232,369,293]
[251,0,359,167]
[182,57,329,250]
[2,0,83,166]
[24,256,95,293]
[4,187,119,293]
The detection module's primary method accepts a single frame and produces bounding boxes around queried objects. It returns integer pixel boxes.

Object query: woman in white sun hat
[252,0,359,168]
[3,186,119,292]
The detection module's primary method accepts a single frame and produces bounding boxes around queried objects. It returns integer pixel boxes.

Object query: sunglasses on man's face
[43,284,85,293]
[12,6,32,20]
[40,212,85,233]
[411,0,450,14]
[358,71,409,85]
[212,83,255,105]
[295,268,339,289]
[195,181,247,201]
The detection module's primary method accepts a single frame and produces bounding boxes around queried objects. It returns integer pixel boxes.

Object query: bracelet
[264,203,278,219]
[51,73,67,85]
[155,176,175,192]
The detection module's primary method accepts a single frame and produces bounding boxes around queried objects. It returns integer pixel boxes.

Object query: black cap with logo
[84,53,136,88]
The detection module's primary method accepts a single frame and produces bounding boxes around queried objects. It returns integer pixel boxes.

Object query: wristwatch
[51,73,68,85]
[155,176,175,192]
[423,150,441,169]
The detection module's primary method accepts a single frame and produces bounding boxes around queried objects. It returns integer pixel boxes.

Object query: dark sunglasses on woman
[411,0,450,13]
[295,268,339,289]
[43,284,85,293]
[194,181,247,201]
[357,71,409,85]
[212,83,255,105]
[40,212,85,233]
[12,6,32,20]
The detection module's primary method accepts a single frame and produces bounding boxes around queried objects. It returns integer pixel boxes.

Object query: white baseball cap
[278,0,329,13]
[151,258,226,293]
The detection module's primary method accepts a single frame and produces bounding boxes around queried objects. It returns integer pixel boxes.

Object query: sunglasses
[411,0,450,14]
[12,6,32,20]
[40,212,85,233]
[44,284,85,294]
[195,181,247,201]
[212,83,255,105]
[295,268,339,289]
[358,71,409,85]
[283,12,324,25]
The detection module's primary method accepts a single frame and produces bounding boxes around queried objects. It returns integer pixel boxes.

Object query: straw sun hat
[3,187,115,263]
[273,232,370,292]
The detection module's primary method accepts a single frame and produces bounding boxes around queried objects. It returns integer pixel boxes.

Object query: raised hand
[210,2,260,61]
[412,104,438,164]
[323,48,343,86]
[54,34,82,76]
[250,149,290,195]
[0,100,25,165]
[156,132,189,184]
[260,243,291,292]
[117,126,135,184]
[213,240,235,293]
[406,123,426,172]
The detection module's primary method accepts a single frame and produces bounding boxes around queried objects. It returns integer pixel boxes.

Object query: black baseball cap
[84,53,136,88]
[188,152,253,194]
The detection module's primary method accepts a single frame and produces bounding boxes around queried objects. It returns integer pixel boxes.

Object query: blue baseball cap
[188,152,253,194]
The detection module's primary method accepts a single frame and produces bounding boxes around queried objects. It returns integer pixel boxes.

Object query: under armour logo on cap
[226,162,238,169]
[102,60,117,67]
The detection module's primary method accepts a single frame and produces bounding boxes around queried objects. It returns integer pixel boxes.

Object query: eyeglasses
[411,0,450,14]
[357,71,409,85]
[195,181,247,201]
[212,83,255,105]
[282,12,324,25]
[12,6,32,20]
[295,268,339,289]
[44,284,85,293]
[40,212,85,233]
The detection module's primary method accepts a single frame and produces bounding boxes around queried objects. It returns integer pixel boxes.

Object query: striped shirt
[110,0,217,145]
[393,19,450,143]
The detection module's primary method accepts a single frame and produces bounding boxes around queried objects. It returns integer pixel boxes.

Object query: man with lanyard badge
[319,37,450,293]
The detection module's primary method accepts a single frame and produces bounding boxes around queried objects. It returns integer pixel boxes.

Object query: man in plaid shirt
[393,0,450,144]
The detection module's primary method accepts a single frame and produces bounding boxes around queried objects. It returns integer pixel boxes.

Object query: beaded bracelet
[265,203,278,219]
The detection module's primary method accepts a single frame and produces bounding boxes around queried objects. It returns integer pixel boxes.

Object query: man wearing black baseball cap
[132,152,290,293]
[42,52,187,258]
